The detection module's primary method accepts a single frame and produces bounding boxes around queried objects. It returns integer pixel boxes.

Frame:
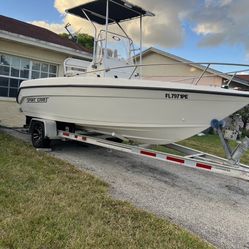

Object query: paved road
[3,129,249,249]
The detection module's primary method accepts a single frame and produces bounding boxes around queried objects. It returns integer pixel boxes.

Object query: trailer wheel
[31,121,50,148]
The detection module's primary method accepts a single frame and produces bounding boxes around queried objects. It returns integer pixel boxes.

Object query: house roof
[138,47,249,87]
[236,75,249,82]
[0,15,91,54]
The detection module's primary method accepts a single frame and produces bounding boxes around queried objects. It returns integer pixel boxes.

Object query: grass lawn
[0,132,213,249]
[179,134,249,165]
[154,134,249,165]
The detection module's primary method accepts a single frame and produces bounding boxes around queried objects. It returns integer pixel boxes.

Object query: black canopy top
[66,0,155,25]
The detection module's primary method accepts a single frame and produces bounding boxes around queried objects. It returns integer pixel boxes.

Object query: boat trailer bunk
[28,118,249,181]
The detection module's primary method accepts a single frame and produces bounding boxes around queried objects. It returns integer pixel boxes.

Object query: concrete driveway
[0,99,25,127]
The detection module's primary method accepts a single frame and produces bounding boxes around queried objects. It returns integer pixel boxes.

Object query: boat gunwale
[17,84,249,104]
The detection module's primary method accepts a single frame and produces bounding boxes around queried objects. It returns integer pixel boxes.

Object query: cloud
[53,0,197,48]
[125,0,194,47]
[31,0,249,57]
[205,0,232,7]
[31,0,185,48]
[194,23,225,35]
[187,0,249,56]
[54,0,84,13]
[30,21,65,34]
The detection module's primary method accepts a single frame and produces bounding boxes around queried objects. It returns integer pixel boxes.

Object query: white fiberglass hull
[17,77,249,144]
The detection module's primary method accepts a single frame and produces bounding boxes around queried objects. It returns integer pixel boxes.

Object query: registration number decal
[165,93,189,100]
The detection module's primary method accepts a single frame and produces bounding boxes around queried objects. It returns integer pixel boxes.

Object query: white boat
[17,0,249,145]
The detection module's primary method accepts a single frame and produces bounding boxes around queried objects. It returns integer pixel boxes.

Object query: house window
[0,53,58,97]
[31,62,57,79]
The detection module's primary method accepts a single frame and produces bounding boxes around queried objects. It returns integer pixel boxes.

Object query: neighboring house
[236,75,249,81]
[0,15,92,99]
[136,47,249,89]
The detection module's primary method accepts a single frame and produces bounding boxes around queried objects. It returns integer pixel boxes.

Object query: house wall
[139,52,222,87]
[0,38,90,127]
[0,39,73,77]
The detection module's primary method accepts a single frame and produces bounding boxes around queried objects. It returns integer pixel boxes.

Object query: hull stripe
[17,84,249,103]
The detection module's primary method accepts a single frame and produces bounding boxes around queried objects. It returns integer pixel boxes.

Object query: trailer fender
[29,118,58,139]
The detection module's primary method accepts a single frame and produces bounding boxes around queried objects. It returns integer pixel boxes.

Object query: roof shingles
[0,15,90,53]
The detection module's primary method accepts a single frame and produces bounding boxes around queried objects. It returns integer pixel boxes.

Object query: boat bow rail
[64,61,249,89]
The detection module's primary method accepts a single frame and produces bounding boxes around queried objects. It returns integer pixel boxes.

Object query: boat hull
[17,77,249,144]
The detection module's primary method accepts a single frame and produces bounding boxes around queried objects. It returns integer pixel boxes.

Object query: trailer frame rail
[57,130,249,181]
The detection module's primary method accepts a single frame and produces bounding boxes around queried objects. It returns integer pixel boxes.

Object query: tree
[77,33,94,50]
[60,33,94,50]
[60,33,70,39]
[237,104,249,135]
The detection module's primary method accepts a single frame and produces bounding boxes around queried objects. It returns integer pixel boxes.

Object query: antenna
[64,23,77,42]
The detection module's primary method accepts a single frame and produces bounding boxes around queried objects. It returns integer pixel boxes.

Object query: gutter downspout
[139,15,143,79]
[104,0,109,77]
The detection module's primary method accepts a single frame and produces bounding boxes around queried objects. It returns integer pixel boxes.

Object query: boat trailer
[28,118,249,181]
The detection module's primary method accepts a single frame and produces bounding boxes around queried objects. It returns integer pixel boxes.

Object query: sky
[1,0,249,73]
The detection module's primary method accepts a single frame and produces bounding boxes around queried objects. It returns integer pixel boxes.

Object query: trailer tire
[31,121,50,148]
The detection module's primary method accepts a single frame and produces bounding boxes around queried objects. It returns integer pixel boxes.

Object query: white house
[136,47,249,89]
[0,15,92,126]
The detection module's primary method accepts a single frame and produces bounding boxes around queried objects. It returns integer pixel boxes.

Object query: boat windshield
[95,30,134,64]
[66,0,155,77]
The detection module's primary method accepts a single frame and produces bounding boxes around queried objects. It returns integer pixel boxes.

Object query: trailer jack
[211,119,249,165]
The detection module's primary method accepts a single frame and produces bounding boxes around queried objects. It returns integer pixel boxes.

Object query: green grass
[0,132,213,249]
[153,134,249,165]
[179,134,249,164]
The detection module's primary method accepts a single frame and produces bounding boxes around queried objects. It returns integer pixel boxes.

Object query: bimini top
[66,0,155,25]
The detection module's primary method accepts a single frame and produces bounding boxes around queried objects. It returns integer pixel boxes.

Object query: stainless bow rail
[65,61,249,88]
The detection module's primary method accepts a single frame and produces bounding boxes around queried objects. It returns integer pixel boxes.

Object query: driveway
[3,128,249,249]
